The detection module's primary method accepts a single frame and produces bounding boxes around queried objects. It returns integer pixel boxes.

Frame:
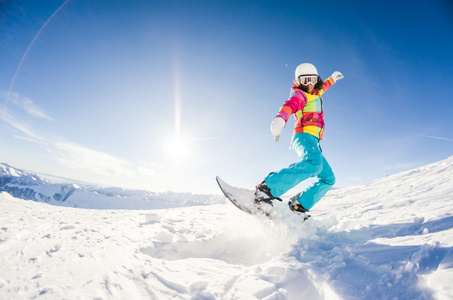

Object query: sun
[163,136,192,162]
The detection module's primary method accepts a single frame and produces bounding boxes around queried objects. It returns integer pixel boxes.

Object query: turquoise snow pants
[264,133,335,210]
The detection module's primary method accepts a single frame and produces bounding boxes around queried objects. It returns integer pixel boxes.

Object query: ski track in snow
[1,157,453,299]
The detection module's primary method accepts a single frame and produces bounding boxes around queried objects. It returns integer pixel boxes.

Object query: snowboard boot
[254,181,281,216]
[288,194,311,220]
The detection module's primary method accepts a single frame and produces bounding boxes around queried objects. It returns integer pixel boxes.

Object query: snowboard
[216,176,271,217]
[216,176,311,221]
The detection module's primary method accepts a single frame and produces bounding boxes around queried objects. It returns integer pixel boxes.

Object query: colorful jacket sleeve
[275,88,307,123]
[317,77,335,97]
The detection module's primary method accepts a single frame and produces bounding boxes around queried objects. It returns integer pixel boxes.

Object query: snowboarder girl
[254,63,344,217]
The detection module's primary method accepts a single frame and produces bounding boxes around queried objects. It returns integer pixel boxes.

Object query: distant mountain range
[0,163,224,209]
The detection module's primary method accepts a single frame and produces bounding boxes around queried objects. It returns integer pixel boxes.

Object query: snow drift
[1,157,453,299]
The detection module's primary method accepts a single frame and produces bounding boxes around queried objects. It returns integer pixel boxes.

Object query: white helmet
[295,63,318,80]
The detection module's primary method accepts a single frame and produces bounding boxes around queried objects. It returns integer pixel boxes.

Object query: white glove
[270,117,285,142]
[331,71,344,82]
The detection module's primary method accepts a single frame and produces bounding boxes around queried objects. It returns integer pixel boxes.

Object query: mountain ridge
[0,162,224,209]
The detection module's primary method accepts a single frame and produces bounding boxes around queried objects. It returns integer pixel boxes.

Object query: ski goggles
[298,75,318,86]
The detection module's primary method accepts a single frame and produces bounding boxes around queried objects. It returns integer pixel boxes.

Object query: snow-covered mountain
[1,157,452,299]
[0,163,224,209]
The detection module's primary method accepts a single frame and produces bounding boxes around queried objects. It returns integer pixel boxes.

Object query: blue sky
[1,0,452,194]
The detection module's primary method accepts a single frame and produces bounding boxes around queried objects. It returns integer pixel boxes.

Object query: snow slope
[1,157,453,299]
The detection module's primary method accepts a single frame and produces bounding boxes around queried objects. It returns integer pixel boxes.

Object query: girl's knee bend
[328,175,336,185]
[323,173,336,186]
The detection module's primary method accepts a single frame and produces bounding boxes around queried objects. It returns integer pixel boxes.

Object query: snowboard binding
[288,200,311,220]
[254,181,282,217]
[254,182,282,202]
